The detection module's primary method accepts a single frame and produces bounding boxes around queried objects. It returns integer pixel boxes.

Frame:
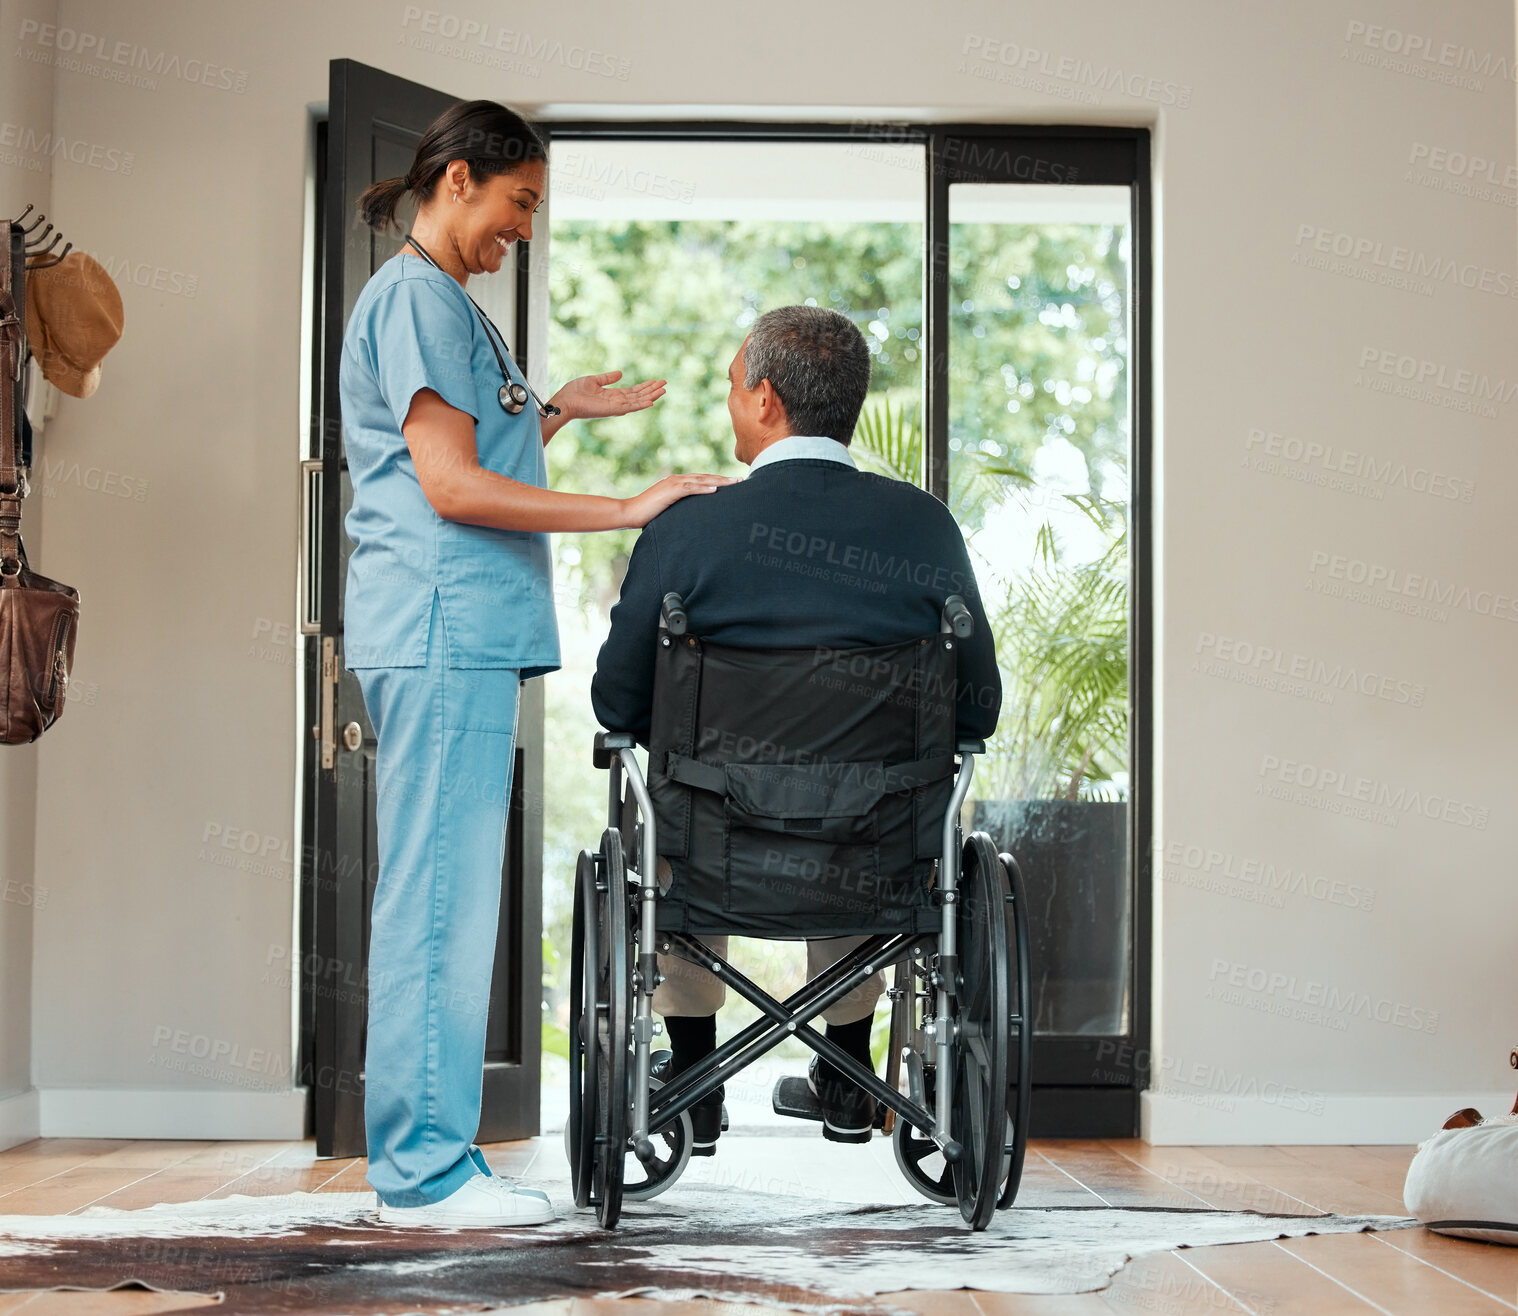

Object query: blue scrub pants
[353,590,522,1207]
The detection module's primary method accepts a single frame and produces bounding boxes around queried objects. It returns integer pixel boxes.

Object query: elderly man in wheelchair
[572,305,1032,1230]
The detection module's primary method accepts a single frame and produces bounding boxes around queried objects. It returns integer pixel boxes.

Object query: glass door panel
[947,182,1133,1039]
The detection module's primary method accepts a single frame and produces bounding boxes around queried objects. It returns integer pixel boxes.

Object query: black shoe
[807,1054,875,1143]
[651,1051,724,1156]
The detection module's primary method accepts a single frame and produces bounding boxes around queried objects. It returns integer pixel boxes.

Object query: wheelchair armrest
[956,737,987,755]
[593,731,636,769]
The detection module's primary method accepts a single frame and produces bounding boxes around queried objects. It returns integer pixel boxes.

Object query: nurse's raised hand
[621,472,737,528]
[540,371,667,445]
[551,371,667,421]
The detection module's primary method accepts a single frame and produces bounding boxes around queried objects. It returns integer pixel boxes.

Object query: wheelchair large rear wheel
[568,830,630,1227]
[997,849,1033,1209]
[951,832,1012,1229]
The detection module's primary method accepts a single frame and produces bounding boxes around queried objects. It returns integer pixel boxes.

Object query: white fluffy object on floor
[1404,1113,1518,1246]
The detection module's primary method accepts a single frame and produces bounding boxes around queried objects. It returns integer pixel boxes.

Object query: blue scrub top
[339,254,561,677]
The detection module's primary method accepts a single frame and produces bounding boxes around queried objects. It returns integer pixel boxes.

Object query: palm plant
[852,398,1129,801]
[984,505,1128,801]
[852,398,1032,531]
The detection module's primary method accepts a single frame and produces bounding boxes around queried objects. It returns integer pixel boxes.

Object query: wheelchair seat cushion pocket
[646,631,960,937]
[726,758,887,824]
[669,753,952,830]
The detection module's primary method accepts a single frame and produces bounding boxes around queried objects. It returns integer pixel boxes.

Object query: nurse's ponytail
[357,100,548,233]
[359,176,412,232]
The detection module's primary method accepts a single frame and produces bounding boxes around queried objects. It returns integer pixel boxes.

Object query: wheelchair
[567,592,1032,1231]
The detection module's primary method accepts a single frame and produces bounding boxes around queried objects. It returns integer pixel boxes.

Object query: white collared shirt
[747,433,857,474]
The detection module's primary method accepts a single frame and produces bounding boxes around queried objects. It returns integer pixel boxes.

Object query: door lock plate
[320,637,337,770]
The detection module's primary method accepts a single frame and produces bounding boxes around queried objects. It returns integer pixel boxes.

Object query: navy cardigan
[590,458,1002,744]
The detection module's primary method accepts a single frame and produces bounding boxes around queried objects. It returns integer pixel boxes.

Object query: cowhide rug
[0,1180,1415,1314]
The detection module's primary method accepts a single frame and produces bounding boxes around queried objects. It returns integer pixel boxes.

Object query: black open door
[302,58,544,1158]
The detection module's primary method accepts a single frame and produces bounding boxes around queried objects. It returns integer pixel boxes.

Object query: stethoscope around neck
[401,231,560,418]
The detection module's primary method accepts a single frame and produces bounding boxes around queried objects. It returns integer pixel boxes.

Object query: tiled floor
[0,1126,1515,1314]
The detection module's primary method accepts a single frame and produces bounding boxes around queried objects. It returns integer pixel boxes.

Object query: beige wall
[6,0,1515,1141]
[0,0,56,1145]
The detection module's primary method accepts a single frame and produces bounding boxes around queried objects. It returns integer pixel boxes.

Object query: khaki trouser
[652,933,885,1025]
[648,858,886,1025]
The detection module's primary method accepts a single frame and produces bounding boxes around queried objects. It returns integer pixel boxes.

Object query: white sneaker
[377,1171,556,1227]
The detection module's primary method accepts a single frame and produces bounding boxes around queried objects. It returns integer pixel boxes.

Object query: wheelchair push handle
[661,591,688,636]
[941,594,973,638]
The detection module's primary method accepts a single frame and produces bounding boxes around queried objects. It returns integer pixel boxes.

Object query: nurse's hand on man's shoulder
[621,472,738,528]
[553,370,667,420]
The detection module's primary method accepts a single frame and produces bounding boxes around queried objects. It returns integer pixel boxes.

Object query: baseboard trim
[0,1088,40,1151]
[1141,1089,1515,1145]
[38,1087,308,1140]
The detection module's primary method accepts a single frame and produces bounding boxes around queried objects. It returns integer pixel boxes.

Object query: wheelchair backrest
[646,627,959,936]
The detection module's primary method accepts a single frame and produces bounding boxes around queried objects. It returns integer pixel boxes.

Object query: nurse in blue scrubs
[340,100,732,1229]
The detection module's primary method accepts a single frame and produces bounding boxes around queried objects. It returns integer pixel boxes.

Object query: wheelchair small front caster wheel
[623,1068,693,1200]
[892,1100,956,1207]
[892,1061,955,1207]
[564,1062,692,1203]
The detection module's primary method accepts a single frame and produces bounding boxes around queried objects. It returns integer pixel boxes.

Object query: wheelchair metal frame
[604,738,977,1171]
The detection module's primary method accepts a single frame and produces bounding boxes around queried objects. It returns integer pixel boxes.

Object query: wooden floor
[0,1137,1514,1315]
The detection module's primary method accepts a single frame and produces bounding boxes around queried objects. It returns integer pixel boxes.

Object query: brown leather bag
[0,220,79,744]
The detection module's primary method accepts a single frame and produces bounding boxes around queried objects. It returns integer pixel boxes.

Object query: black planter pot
[971,799,1129,1036]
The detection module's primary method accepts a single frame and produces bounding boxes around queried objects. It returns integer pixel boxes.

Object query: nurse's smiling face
[407,157,546,286]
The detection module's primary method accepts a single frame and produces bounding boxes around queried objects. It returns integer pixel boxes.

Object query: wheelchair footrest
[771,1075,889,1129]
[772,1075,825,1123]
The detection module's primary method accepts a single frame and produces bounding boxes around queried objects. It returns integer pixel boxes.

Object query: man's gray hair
[743,305,871,444]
